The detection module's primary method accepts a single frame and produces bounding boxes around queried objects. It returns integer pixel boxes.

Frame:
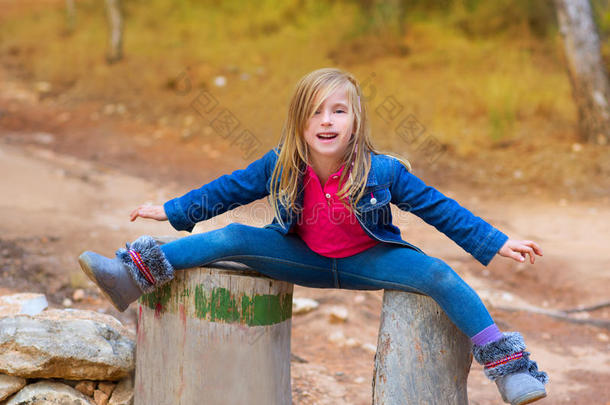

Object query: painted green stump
[135,265,294,405]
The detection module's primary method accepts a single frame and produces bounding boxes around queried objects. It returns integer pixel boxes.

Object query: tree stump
[135,265,294,405]
[372,291,472,405]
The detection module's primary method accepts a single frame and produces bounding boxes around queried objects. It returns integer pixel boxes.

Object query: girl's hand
[498,239,543,264]
[129,204,168,222]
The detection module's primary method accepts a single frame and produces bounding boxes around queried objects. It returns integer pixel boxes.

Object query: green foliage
[351,0,407,36]
[449,0,557,38]
[488,103,515,141]
[346,0,567,40]
[0,0,582,153]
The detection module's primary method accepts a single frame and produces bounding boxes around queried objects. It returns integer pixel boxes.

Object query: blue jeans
[159,223,494,338]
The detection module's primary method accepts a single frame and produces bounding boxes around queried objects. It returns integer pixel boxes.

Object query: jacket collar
[291,151,380,216]
[366,151,379,187]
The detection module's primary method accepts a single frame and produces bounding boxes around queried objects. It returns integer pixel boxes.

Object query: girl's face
[303,87,354,167]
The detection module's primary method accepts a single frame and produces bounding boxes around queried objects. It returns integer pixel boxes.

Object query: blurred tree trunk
[65,0,76,34]
[105,0,123,63]
[364,0,407,36]
[555,0,610,144]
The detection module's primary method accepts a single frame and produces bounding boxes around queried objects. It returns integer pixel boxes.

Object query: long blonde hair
[269,68,411,227]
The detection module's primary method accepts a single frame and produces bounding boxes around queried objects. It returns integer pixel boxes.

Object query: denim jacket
[163,148,508,266]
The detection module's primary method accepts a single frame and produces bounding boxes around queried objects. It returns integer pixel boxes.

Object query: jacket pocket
[356,184,391,213]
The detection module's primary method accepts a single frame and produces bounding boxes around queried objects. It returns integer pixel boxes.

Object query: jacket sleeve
[163,148,278,232]
[389,158,508,266]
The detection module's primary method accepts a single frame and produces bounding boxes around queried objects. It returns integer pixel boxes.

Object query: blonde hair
[270,67,411,228]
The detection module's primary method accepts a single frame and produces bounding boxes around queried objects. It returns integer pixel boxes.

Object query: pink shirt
[293,163,380,258]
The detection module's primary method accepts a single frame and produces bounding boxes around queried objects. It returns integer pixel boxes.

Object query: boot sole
[512,390,547,405]
[78,253,128,312]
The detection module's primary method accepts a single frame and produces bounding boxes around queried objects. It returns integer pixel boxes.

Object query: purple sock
[471,324,503,346]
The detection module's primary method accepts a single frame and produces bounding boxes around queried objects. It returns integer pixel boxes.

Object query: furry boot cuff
[472,332,549,384]
[116,235,175,294]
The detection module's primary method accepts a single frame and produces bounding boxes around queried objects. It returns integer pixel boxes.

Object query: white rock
[361,343,377,354]
[344,338,359,347]
[213,76,227,87]
[292,298,319,315]
[328,331,346,345]
[353,294,366,304]
[5,381,94,404]
[0,309,135,380]
[596,333,609,342]
[0,293,48,317]
[328,306,348,323]
[32,132,55,145]
[500,292,514,302]
[0,374,26,401]
[73,289,86,302]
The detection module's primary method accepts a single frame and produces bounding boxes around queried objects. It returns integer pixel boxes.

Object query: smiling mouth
[317,132,338,139]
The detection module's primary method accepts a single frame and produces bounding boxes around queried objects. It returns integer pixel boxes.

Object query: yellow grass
[0,0,582,158]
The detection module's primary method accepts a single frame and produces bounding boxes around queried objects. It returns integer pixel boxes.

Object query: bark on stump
[372,290,472,405]
[135,264,293,405]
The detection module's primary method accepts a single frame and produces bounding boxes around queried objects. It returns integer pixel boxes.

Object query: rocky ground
[1,65,609,404]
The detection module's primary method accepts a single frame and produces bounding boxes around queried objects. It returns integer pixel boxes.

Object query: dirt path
[1,65,609,404]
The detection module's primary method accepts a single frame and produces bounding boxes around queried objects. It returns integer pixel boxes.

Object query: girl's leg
[336,243,493,338]
[338,244,548,404]
[79,223,336,312]
[159,223,336,289]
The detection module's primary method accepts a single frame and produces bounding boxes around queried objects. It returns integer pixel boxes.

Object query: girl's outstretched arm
[129,204,168,222]
[389,157,508,266]
[162,148,278,232]
[497,239,543,264]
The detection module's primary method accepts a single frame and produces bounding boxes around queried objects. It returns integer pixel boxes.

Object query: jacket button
[370,197,377,204]
[325,193,331,199]
[332,175,338,179]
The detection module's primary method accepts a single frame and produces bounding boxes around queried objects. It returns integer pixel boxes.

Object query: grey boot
[473,332,548,405]
[495,371,547,405]
[78,251,142,312]
[78,235,175,312]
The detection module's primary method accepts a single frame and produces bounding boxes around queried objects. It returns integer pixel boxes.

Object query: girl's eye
[335,109,345,114]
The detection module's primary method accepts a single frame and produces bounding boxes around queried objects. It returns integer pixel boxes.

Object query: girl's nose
[321,111,332,126]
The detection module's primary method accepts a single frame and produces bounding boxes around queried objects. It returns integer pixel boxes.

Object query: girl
[79,68,548,405]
